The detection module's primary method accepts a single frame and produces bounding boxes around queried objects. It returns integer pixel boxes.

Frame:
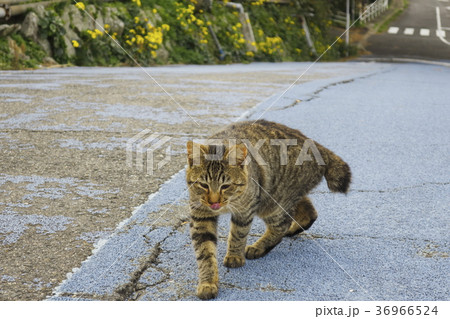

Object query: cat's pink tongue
[210,203,221,210]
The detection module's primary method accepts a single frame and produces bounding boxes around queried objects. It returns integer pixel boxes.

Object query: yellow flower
[129,29,136,34]
[246,51,254,57]
[134,16,140,24]
[87,30,97,39]
[200,39,208,44]
[94,29,103,36]
[152,8,157,14]
[126,40,132,46]
[162,24,170,31]
[151,51,157,58]
[75,2,85,10]
[71,40,79,48]
[111,33,117,40]
[104,24,110,30]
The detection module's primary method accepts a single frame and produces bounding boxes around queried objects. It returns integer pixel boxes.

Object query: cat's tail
[324,153,351,193]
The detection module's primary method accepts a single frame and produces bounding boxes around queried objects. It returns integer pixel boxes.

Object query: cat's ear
[226,143,248,166]
[187,141,208,167]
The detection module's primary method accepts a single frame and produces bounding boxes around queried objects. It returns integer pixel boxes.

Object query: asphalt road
[366,0,450,61]
[42,61,449,301]
[0,63,374,300]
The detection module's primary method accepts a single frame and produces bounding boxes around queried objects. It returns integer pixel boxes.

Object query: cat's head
[186,141,248,212]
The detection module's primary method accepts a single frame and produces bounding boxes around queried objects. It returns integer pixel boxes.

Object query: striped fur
[186,120,351,299]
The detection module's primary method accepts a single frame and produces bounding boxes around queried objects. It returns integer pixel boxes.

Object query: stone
[196,0,213,10]
[103,7,125,36]
[42,56,58,66]
[94,11,104,32]
[33,5,46,19]
[156,45,169,63]
[21,12,39,42]
[0,24,21,37]
[37,36,52,56]
[62,26,81,59]
[63,36,76,58]
[69,4,94,32]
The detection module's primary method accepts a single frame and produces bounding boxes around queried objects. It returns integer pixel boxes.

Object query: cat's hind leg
[285,196,317,237]
[245,210,291,259]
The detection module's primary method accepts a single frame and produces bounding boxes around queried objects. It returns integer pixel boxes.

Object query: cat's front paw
[245,244,266,259]
[197,282,218,300]
[223,254,245,268]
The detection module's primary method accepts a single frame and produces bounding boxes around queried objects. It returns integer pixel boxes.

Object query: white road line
[388,26,399,34]
[420,28,430,36]
[436,6,450,45]
[436,29,446,37]
[404,28,415,35]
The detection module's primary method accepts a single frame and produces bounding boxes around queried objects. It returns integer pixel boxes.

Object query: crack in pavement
[273,66,398,111]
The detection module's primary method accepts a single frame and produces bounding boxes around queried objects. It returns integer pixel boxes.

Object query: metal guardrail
[333,11,347,27]
[360,0,389,23]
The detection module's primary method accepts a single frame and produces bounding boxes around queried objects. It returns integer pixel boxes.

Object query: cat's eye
[199,182,209,189]
[220,184,231,190]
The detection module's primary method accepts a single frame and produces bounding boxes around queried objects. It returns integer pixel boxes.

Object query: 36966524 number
[375,306,438,316]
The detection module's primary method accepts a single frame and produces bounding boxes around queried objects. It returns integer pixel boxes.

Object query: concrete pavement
[0,62,378,300]
[47,62,449,301]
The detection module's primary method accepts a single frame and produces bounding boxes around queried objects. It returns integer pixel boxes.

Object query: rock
[156,45,170,63]
[196,0,213,10]
[21,12,39,42]
[103,7,125,36]
[63,36,76,58]
[33,5,46,19]
[0,24,21,37]
[42,56,58,66]
[37,36,52,56]
[62,26,80,58]
[69,4,94,32]
[94,11,104,32]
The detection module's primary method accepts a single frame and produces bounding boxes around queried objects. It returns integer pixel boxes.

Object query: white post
[346,0,350,45]
[346,0,350,56]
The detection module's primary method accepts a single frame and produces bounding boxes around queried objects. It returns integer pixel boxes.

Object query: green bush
[2,0,356,69]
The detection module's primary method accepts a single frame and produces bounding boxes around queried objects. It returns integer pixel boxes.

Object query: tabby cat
[186,120,351,300]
